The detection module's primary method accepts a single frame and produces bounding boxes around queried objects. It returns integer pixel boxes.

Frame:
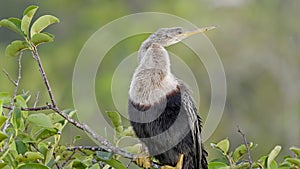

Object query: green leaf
[36,128,58,141]
[15,95,28,108]
[31,33,54,46]
[15,95,28,117]
[0,18,24,36]
[17,133,35,143]
[0,99,3,113]
[124,143,142,154]
[17,163,50,169]
[99,159,127,169]
[5,40,28,57]
[0,131,8,141]
[72,161,87,169]
[27,113,54,129]
[0,92,11,104]
[19,91,31,103]
[268,145,281,168]
[122,126,135,136]
[72,135,81,144]
[290,147,300,157]
[96,151,113,160]
[216,138,230,154]
[11,108,22,129]
[268,160,278,169]
[0,163,7,168]
[0,100,7,128]
[232,142,254,162]
[89,164,100,169]
[25,152,44,161]
[0,115,6,128]
[15,140,28,155]
[286,158,300,166]
[44,145,54,165]
[106,111,122,133]
[30,15,59,37]
[208,162,228,169]
[21,5,39,36]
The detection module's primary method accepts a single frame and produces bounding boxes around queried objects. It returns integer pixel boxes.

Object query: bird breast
[129,71,178,106]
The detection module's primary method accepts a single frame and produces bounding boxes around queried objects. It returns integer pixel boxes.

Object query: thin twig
[2,105,51,111]
[53,152,62,169]
[126,159,134,168]
[237,125,253,169]
[2,69,17,86]
[33,91,40,108]
[61,150,76,168]
[67,145,107,152]
[2,53,23,132]
[226,154,233,169]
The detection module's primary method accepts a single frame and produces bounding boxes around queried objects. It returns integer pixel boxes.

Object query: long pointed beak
[183,26,217,37]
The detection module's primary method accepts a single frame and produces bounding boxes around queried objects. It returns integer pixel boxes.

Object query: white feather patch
[129,71,178,105]
[129,43,178,105]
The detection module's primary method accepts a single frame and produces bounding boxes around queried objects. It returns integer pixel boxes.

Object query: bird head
[149,26,216,47]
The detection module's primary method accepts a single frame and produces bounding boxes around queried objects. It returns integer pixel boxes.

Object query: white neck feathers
[129,43,178,105]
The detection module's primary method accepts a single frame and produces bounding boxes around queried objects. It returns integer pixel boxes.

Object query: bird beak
[183,26,217,37]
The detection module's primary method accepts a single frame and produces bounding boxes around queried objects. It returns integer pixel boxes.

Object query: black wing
[180,83,208,169]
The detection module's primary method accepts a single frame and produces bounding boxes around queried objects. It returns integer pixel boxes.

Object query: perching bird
[128,26,215,169]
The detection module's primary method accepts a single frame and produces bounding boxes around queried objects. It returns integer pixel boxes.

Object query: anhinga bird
[128,26,215,169]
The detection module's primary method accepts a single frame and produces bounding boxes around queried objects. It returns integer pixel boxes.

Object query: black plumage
[129,84,208,169]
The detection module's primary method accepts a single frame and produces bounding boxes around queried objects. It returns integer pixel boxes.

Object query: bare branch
[66,145,107,152]
[31,48,57,108]
[33,91,40,108]
[61,150,76,168]
[237,125,252,169]
[2,105,51,111]
[2,53,23,132]
[2,69,17,86]
[53,152,63,169]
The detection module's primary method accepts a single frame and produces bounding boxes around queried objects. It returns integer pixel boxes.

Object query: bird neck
[138,39,152,63]
[138,43,170,74]
[130,42,178,105]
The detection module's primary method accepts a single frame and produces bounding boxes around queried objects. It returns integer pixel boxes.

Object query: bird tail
[201,146,208,169]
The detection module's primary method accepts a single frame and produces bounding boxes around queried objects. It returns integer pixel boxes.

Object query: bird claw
[134,155,151,169]
[161,154,184,169]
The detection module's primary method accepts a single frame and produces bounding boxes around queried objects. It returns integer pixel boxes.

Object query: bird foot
[134,154,151,169]
[161,154,184,169]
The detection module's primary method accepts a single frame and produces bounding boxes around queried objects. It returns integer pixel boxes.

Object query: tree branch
[2,105,51,111]
[237,125,252,169]
[2,53,23,132]
[2,69,17,86]
[31,47,57,108]
[66,145,107,152]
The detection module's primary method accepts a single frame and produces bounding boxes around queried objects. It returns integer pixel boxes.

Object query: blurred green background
[0,0,299,163]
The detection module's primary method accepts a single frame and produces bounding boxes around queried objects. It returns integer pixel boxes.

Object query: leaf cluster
[0,5,59,57]
[209,138,300,169]
[0,92,76,169]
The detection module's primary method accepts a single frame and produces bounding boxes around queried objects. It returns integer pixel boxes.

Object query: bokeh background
[1,0,299,163]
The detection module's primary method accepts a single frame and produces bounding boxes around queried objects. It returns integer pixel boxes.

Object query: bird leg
[161,154,184,169]
[134,154,151,169]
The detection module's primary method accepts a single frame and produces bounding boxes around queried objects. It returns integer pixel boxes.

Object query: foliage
[209,138,300,169]
[0,5,137,169]
[0,6,58,57]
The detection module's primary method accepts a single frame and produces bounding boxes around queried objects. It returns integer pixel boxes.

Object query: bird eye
[178,31,183,34]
